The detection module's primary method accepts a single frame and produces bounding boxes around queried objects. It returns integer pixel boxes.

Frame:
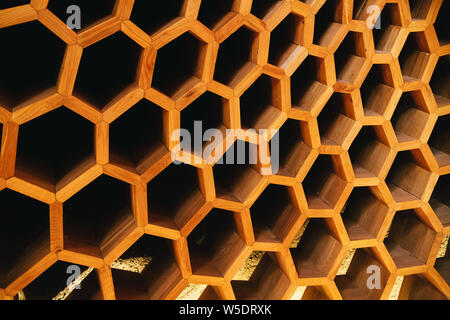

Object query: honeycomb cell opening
[0,189,50,289]
[372,3,402,53]
[109,99,166,171]
[290,55,329,113]
[0,21,66,110]
[197,0,234,30]
[48,0,116,32]
[63,175,135,257]
[214,27,257,86]
[111,235,182,300]
[429,174,450,229]
[335,248,389,300]
[398,274,447,300]
[147,163,206,231]
[341,187,389,241]
[435,236,449,286]
[434,0,449,46]
[334,31,366,83]
[130,0,183,35]
[291,219,343,279]
[74,31,142,110]
[409,0,432,20]
[360,64,396,117]
[0,1,28,10]
[187,208,246,278]
[152,32,205,98]
[349,125,391,178]
[384,209,436,269]
[313,0,343,47]
[15,107,95,191]
[398,32,431,82]
[250,184,300,244]
[429,114,450,169]
[429,55,450,107]
[213,141,264,204]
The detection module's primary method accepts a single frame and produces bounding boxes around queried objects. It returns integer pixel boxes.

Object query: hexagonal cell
[251,0,281,20]
[239,74,282,130]
[334,31,366,83]
[214,27,258,86]
[398,274,447,300]
[152,32,206,98]
[197,0,234,30]
[109,99,166,170]
[130,0,183,35]
[384,209,436,269]
[268,13,304,67]
[386,150,433,202]
[390,91,430,144]
[434,0,449,46]
[335,248,390,300]
[429,174,450,229]
[313,0,344,47]
[341,187,389,242]
[147,163,206,231]
[360,64,396,117]
[0,1,28,9]
[429,115,450,169]
[0,189,50,289]
[317,93,359,147]
[302,154,348,210]
[250,184,301,245]
[435,238,449,286]
[271,119,314,178]
[232,252,291,299]
[398,32,432,82]
[213,140,264,204]
[290,55,329,114]
[180,91,226,157]
[187,208,247,278]
[63,175,135,257]
[15,107,94,191]
[290,219,343,279]
[429,55,450,108]
[409,0,433,20]
[0,21,65,110]
[111,235,182,300]
[20,262,100,300]
[48,0,116,32]
[74,31,142,109]
[349,125,391,179]
[372,3,403,53]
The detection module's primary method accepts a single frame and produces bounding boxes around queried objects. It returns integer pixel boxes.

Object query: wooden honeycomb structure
[0,0,449,300]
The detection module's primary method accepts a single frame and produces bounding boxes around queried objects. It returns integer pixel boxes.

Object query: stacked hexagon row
[0,0,448,300]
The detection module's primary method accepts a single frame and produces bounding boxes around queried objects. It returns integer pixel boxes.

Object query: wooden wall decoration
[0,0,449,300]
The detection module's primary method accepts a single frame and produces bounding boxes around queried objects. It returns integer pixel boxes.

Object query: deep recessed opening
[214,27,256,85]
[112,235,182,300]
[213,140,263,203]
[429,55,450,107]
[0,1,29,9]
[360,64,395,117]
[398,32,431,82]
[373,4,402,52]
[109,99,166,170]
[197,0,234,29]
[434,0,449,45]
[435,237,449,286]
[187,208,246,278]
[384,209,436,269]
[409,0,432,20]
[341,187,389,241]
[429,174,450,229]
[74,31,141,109]
[391,91,429,143]
[152,32,203,97]
[317,92,357,146]
[130,0,183,35]
[250,184,300,244]
[63,175,134,256]
[398,274,447,299]
[251,0,281,20]
[240,74,281,130]
[269,14,303,67]
[0,189,49,289]
[16,107,94,191]
[335,248,389,300]
[334,31,366,83]
[313,0,343,46]
[48,0,116,32]
[429,115,450,168]
[291,219,343,278]
[147,163,205,231]
[386,150,432,202]
[302,154,347,209]
[0,21,65,110]
[349,125,390,178]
